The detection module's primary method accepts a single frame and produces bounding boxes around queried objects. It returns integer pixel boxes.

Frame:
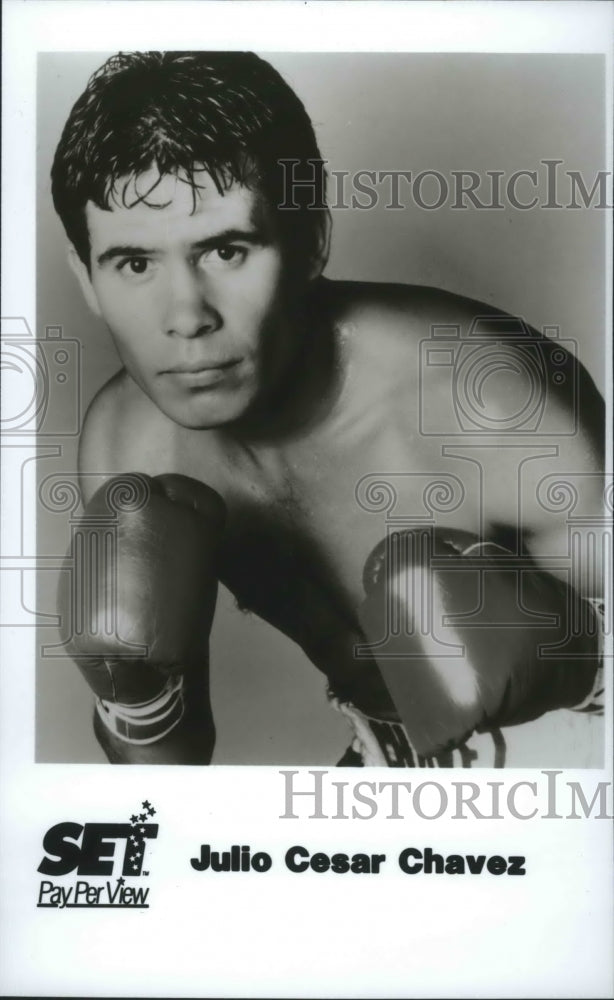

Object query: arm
[63,377,225,765]
[421,301,607,599]
[357,308,605,758]
[521,467,606,602]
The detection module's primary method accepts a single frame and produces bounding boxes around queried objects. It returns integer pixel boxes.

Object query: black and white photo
[1,4,612,997]
[35,49,608,768]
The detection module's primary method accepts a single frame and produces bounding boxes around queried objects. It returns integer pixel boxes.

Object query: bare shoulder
[326,280,495,385]
[326,279,604,466]
[327,279,471,337]
[78,369,181,501]
[323,280,456,402]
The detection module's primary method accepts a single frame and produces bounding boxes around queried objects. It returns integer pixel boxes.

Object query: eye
[128,258,148,273]
[117,257,152,278]
[216,246,240,262]
[200,245,247,269]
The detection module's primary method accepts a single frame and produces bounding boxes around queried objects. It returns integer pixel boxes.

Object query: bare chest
[171,407,493,638]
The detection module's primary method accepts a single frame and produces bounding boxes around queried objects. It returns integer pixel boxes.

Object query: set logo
[37,800,158,910]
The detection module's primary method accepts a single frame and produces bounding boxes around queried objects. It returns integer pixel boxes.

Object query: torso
[89,280,603,714]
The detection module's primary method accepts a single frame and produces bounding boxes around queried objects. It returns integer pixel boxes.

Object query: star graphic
[142,800,152,810]
[117,877,125,887]
[139,813,147,822]
[130,814,138,824]
[140,827,145,834]
[130,856,136,862]
[130,835,138,844]
[132,864,138,870]
[147,807,156,817]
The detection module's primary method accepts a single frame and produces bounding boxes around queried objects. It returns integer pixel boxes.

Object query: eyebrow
[95,227,267,267]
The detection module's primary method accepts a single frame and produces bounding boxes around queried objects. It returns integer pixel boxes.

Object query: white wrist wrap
[96,675,185,744]
[571,598,605,714]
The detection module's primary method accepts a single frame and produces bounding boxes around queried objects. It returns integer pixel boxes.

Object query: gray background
[36,52,606,763]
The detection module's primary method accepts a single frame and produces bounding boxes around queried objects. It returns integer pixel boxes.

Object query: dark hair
[51,51,328,274]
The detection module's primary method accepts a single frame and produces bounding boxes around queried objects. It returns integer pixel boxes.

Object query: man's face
[79,168,291,428]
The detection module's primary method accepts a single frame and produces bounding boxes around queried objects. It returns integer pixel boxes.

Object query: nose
[164,261,222,339]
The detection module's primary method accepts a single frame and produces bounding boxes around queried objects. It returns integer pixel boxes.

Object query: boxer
[52,52,605,765]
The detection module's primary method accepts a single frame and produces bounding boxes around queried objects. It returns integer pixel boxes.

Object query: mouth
[164,359,240,374]
[162,358,241,389]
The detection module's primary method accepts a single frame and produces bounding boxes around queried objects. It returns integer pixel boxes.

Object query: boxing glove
[358,527,600,759]
[58,473,225,745]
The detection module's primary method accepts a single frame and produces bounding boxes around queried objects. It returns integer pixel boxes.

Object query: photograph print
[32,49,608,767]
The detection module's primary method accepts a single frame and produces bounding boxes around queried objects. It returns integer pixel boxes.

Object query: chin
[160,390,256,430]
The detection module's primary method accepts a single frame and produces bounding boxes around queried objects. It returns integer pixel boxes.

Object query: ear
[308,208,332,280]
[67,245,101,317]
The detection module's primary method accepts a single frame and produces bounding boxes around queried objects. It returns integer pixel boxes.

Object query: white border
[2,2,613,997]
